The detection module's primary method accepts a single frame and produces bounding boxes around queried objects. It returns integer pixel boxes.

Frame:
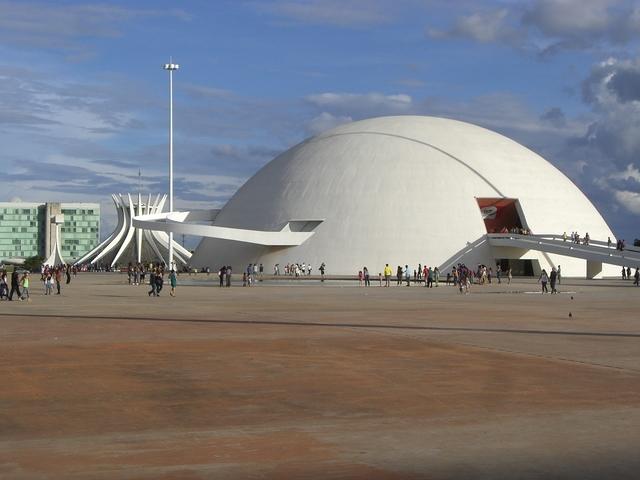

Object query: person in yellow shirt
[21,272,30,301]
[383,263,392,287]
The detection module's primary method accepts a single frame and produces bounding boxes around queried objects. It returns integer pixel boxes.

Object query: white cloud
[610,164,640,183]
[0,1,190,57]
[306,92,413,115]
[613,190,640,214]
[430,0,640,55]
[580,57,640,168]
[428,9,520,44]
[306,112,353,135]
[523,0,615,37]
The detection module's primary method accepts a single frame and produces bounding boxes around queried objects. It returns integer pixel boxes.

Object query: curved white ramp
[488,234,640,268]
[132,210,323,247]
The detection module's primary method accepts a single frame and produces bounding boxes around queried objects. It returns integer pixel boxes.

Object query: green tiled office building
[0,202,100,263]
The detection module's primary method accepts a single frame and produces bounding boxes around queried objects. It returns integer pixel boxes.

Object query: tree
[23,255,44,272]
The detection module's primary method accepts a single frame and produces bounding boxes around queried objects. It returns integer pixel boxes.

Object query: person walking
[383,263,392,287]
[539,269,549,294]
[65,265,71,285]
[549,267,558,294]
[148,270,157,297]
[557,265,561,284]
[219,266,226,287]
[155,270,164,296]
[21,272,30,301]
[0,271,8,300]
[55,268,62,295]
[396,266,403,286]
[246,264,253,286]
[404,265,411,286]
[427,267,434,288]
[169,269,177,296]
[634,267,639,287]
[507,268,513,285]
[226,266,232,287]
[319,262,326,282]
[8,269,21,301]
[363,266,370,286]
[45,272,54,295]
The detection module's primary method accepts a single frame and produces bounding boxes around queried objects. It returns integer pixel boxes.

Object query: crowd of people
[123,262,177,297]
[621,266,640,286]
[2,236,638,302]
[563,231,591,245]
[497,226,532,235]
[371,263,517,294]
[615,238,627,251]
[0,263,77,301]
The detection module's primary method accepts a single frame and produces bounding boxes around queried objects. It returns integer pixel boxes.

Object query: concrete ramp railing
[438,235,488,272]
[487,234,640,268]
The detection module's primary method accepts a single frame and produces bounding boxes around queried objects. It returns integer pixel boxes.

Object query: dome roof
[191,115,614,275]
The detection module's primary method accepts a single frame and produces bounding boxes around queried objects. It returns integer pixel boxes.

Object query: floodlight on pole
[163,60,179,270]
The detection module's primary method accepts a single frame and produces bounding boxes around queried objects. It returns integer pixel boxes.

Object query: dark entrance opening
[496,259,538,277]
[476,198,523,233]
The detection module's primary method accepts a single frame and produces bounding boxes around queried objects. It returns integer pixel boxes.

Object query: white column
[163,61,179,271]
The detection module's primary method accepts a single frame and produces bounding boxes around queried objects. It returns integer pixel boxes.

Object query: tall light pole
[163,59,179,271]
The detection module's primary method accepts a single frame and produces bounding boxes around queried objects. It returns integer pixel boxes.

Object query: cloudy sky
[1,0,640,242]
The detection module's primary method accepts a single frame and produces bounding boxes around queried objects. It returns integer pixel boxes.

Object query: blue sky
[1,0,640,243]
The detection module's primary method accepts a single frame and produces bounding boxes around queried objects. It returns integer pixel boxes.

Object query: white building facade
[144,116,621,277]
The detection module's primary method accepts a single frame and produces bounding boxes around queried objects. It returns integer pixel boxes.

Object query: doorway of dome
[476,198,526,234]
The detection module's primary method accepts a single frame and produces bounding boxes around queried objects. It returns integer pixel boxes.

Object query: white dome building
[165,116,623,278]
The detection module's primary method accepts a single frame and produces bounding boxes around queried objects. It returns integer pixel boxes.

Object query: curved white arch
[110,193,137,266]
[88,194,130,265]
[43,220,66,267]
[74,193,191,267]
[75,194,125,265]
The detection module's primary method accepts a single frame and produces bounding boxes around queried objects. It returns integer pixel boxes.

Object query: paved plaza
[1,273,639,479]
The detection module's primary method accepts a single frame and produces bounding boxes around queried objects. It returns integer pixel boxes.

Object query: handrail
[487,234,640,266]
